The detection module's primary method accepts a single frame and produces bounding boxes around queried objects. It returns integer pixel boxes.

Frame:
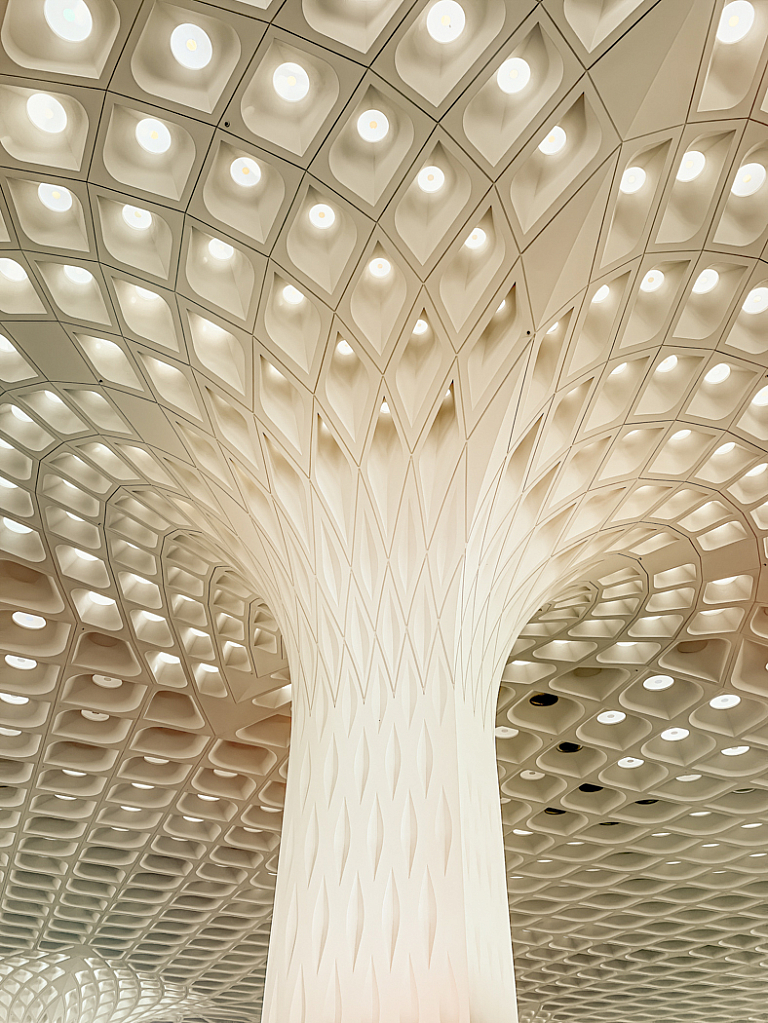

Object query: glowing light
[496,57,531,94]
[135,286,159,302]
[170,23,213,70]
[716,442,735,454]
[672,429,691,440]
[10,407,31,422]
[693,268,719,294]
[357,110,389,142]
[643,674,674,690]
[464,227,487,249]
[746,462,767,476]
[122,205,152,231]
[273,62,310,102]
[716,1,755,43]
[494,726,519,738]
[660,727,689,741]
[657,355,678,374]
[676,150,706,182]
[597,710,626,725]
[336,339,353,355]
[3,517,31,534]
[208,238,234,261]
[26,93,67,133]
[610,363,627,376]
[721,744,749,756]
[704,362,731,384]
[620,166,646,194]
[618,757,644,768]
[136,118,171,154]
[640,269,664,292]
[413,319,428,335]
[44,0,93,41]
[12,612,45,630]
[751,384,768,406]
[592,284,610,304]
[417,166,445,193]
[426,0,465,42]
[0,259,26,283]
[63,265,93,285]
[369,257,391,278]
[0,693,28,705]
[308,203,335,230]
[538,126,566,155]
[230,157,261,187]
[742,286,768,314]
[38,183,72,212]
[4,655,36,670]
[731,162,766,197]
[282,284,304,305]
[709,694,741,709]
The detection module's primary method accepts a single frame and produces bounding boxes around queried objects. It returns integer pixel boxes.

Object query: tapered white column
[262,658,517,1023]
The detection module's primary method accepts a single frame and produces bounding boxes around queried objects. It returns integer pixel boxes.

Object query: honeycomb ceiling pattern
[0,0,768,1020]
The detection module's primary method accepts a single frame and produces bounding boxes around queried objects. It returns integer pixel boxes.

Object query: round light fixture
[426,0,465,43]
[122,205,152,231]
[136,117,171,154]
[705,362,731,384]
[0,259,28,282]
[620,166,646,194]
[273,62,310,102]
[0,693,28,705]
[643,673,674,690]
[170,23,213,70]
[12,612,45,630]
[413,319,428,335]
[27,93,67,133]
[494,726,519,738]
[44,0,93,41]
[610,363,627,376]
[134,286,159,302]
[357,109,389,142]
[746,462,767,476]
[709,693,741,709]
[538,126,566,155]
[618,757,644,768]
[721,744,749,756]
[63,265,92,285]
[369,257,391,278]
[336,339,353,355]
[592,284,610,304]
[677,773,701,782]
[752,384,768,406]
[716,1,755,43]
[742,286,768,314]
[93,674,122,688]
[676,150,706,182]
[308,203,335,230]
[731,162,766,197]
[597,710,626,725]
[496,57,531,94]
[464,227,487,249]
[640,269,665,293]
[715,441,735,454]
[693,267,719,294]
[417,166,445,193]
[5,655,36,670]
[230,156,261,188]
[38,182,72,212]
[208,238,234,261]
[282,284,304,305]
[660,727,689,741]
[656,355,678,373]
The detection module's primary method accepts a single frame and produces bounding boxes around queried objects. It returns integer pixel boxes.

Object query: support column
[262,662,517,1023]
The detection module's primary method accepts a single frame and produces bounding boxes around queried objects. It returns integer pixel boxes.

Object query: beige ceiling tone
[0,0,767,1021]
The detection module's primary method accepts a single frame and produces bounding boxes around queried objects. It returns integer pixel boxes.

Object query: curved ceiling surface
[0,0,767,1022]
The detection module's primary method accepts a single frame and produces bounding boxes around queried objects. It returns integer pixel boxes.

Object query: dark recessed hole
[676,640,708,654]
[530,693,558,707]
[544,807,565,815]
[635,799,657,805]
[558,741,582,753]
[599,821,619,826]
[578,783,603,793]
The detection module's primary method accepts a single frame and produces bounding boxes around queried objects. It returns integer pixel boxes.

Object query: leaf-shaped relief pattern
[313,880,330,970]
[419,869,438,964]
[437,789,454,875]
[334,799,352,883]
[368,796,385,879]
[305,805,320,884]
[403,792,419,877]
[348,875,365,969]
[382,870,400,968]
[417,721,434,797]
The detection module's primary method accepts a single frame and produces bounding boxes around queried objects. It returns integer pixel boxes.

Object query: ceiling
[0,0,768,1021]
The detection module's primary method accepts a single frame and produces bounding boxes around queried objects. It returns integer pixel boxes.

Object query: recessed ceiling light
[721,744,749,756]
[620,166,646,194]
[426,0,465,43]
[12,612,45,630]
[336,339,353,355]
[27,93,68,133]
[230,156,261,188]
[538,126,566,155]
[357,109,389,142]
[640,269,664,292]
[208,238,234,261]
[282,284,304,305]
[597,710,626,725]
[676,774,701,782]
[618,757,644,768]
[705,362,731,384]
[610,363,627,375]
[38,183,72,212]
[122,205,152,231]
[716,1,755,43]
[660,727,689,741]
[656,355,678,373]
[369,257,391,278]
[746,462,767,476]
[413,319,428,335]
[693,268,719,294]
[643,674,674,690]
[136,117,171,154]
[417,166,445,193]
[494,726,519,738]
[63,265,93,285]
[464,227,486,249]
[93,675,122,689]
[676,150,706,182]
[592,284,610,304]
[0,692,28,705]
[44,0,93,41]
[170,23,213,70]
[715,441,735,454]
[752,385,768,406]
[496,57,531,94]
[308,203,335,230]
[3,517,32,534]
[273,62,310,102]
[742,286,768,313]
[135,285,159,301]
[731,162,766,197]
